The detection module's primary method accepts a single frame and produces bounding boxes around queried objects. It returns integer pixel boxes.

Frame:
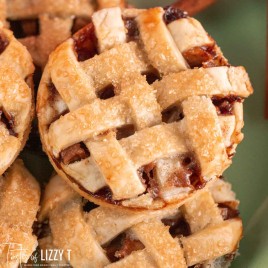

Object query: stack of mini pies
[0,1,253,267]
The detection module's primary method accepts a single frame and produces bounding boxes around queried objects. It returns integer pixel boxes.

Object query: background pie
[38,174,242,267]
[0,24,34,175]
[0,160,40,266]
[1,0,126,68]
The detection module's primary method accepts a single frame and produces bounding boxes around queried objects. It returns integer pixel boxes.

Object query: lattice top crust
[39,174,242,268]
[37,7,253,209]
[0,160,40,266]
[0,0,126,67]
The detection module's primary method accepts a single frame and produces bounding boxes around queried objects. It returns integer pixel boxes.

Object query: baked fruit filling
[8,18,39,38]
[103,233,145,262]
[218,202,240,220]
[124,17,139,41]
[0,108,17,136]
[72,6,228,69]
[73,23,98,62]
[0,32,9,53]
[212,96,242,116]
[9,16,92,41]
[37,6,253,209]
[163,6,229,68]
[138,154,203,198]
[163,5,188,23]
[60,142,90,165]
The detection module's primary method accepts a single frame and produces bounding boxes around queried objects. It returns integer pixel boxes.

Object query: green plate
[21,0,267,267]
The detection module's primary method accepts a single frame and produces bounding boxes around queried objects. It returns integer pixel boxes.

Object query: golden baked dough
[38,174,242,268]
[0,160,40,266]
[37,7,253,209]
[1,0,126,67]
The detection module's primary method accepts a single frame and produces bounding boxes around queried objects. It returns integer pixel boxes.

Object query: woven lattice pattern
[0,0,125,67]
[39,175,242,268]
[37,7,252,209]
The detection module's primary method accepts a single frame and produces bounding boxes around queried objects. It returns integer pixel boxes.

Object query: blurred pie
[1,0,126,67]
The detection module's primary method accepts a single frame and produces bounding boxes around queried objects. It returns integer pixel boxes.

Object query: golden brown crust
[137,7,188,74]
[98,0,125,9]
[181,218,242,266]
[37,7,253,210]
[0,160,40,266]
[0,1,6,23]
[2,0,126,67]
[0,25,34,175]
[39,175,242,267]
[154,66,253,110]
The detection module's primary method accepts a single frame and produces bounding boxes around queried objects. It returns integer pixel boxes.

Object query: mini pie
[0,160,40,266]
[0,24,34,176]
[1,0,126,68]
[37,6,253,209]
[38,174,242,268]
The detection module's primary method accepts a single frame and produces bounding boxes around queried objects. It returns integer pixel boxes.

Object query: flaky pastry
[37,7,253,209]
[38,174,242,268]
